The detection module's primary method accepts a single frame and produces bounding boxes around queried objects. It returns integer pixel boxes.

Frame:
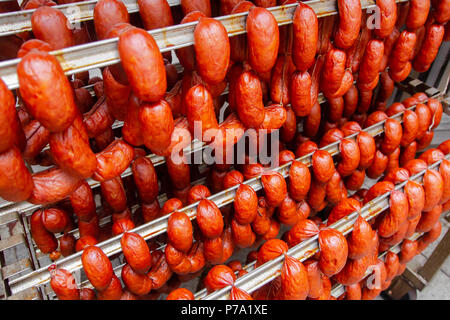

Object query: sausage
[428,98,443,130]
[0,146,33,202]
[312,150,335,183]
[180,0,211,16]
[343,85,358,118]
[363,181,395,204]
[337,139,360,177]
[100,176,127,213]
[196,199,224,238]
[234,184,258,225]
[121,263,152,296]
[17,39,53,59]
[112,218,135,236]
[167,211,193,253]
[78,213,100,239]
[176,12,206,72]
[288,161,311,202]
[334,0,362,50]
[59,233,76,257]
[400,109,419,147]
[246,7,279,73]
[139,100,174,155]
[377,190,409,237]
[357,131,376,169]
[120,232,152,274]
[17,51,77,132]
[31,6,74,50]
[261,172,287,207]
[138,0,173,31]
[388,31,417,78]
[348,215,375,260]
[97,275,123,300]
[318,229,348,277]
[413,24,445,72]
[93,139,135,182]
[93,0,129,40]
[380,119,403,155]
[279,255,309,300]
[320,48,346,98]
[41,208,69,233]
[122,94,144,147]
[28,166,83,205]
[49,116,97,179]
[83,97,115,139]
[0,79,26,153]
[102,67,130,121]
[304,101,321,138]
[194,17,230,85]
[204,265,236,293]
[406,0,431,30]
[415,103,432,139]
[423,169,444,211]
[345,169,366,191]
[292,2,318,71]
[327,198,362,226]
[432,0,450,23]
[185,84,219,140]
[70,181,96,222]
[81,245,113,291]
[94,127,114,152]
[118,27,166,102]
[50,268,80,300]
[270,55,294,105]
[231,218,256,248]
[374,0,398,38]
[235,71,266,128]
[357,40,385,90]
[30,209,58,254]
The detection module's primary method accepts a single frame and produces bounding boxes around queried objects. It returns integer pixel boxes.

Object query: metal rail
[0,0,409,90]
[6,97,429,296]
[203,154,449,299]
[0,0,181,37]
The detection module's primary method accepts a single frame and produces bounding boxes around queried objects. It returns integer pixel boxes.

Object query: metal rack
[0,0,409,90]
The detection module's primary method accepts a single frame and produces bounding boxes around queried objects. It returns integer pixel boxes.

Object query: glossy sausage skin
[246,7,279,73]
[413,24,445,72]
[83,97,115,139]
[334,0,362,50]
[93,139,135,182]
[194,17,230,85]
[0,146,33,202]
[261,172,288,207]
[312,150,335,183]
[132,156,159,204]
[320,48,346,98]
[50,269,80,300]
[292,2,318,71]
[290,71,312,116]
[138,0,173,31]
[122,94,144,147]
[93,0,129,40]
[31,6,74,50]
[30,209,58,254]
[374,0,397,38]
[197,199,224,238]
[100,176,127,212]
[139,100,174,155]
[81,246,113,291]
[167,211,193,253]
[70,181,96,222]
[121,232,152,274]
[0,79,26,153]
[18,51,77,132]
[49,116,97,179]
[118,27,166,102]
[185,84,219,140]
[28,167,83,205]
[406,0,431,31]
[235,71,265,128]
[181,0,211,16]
